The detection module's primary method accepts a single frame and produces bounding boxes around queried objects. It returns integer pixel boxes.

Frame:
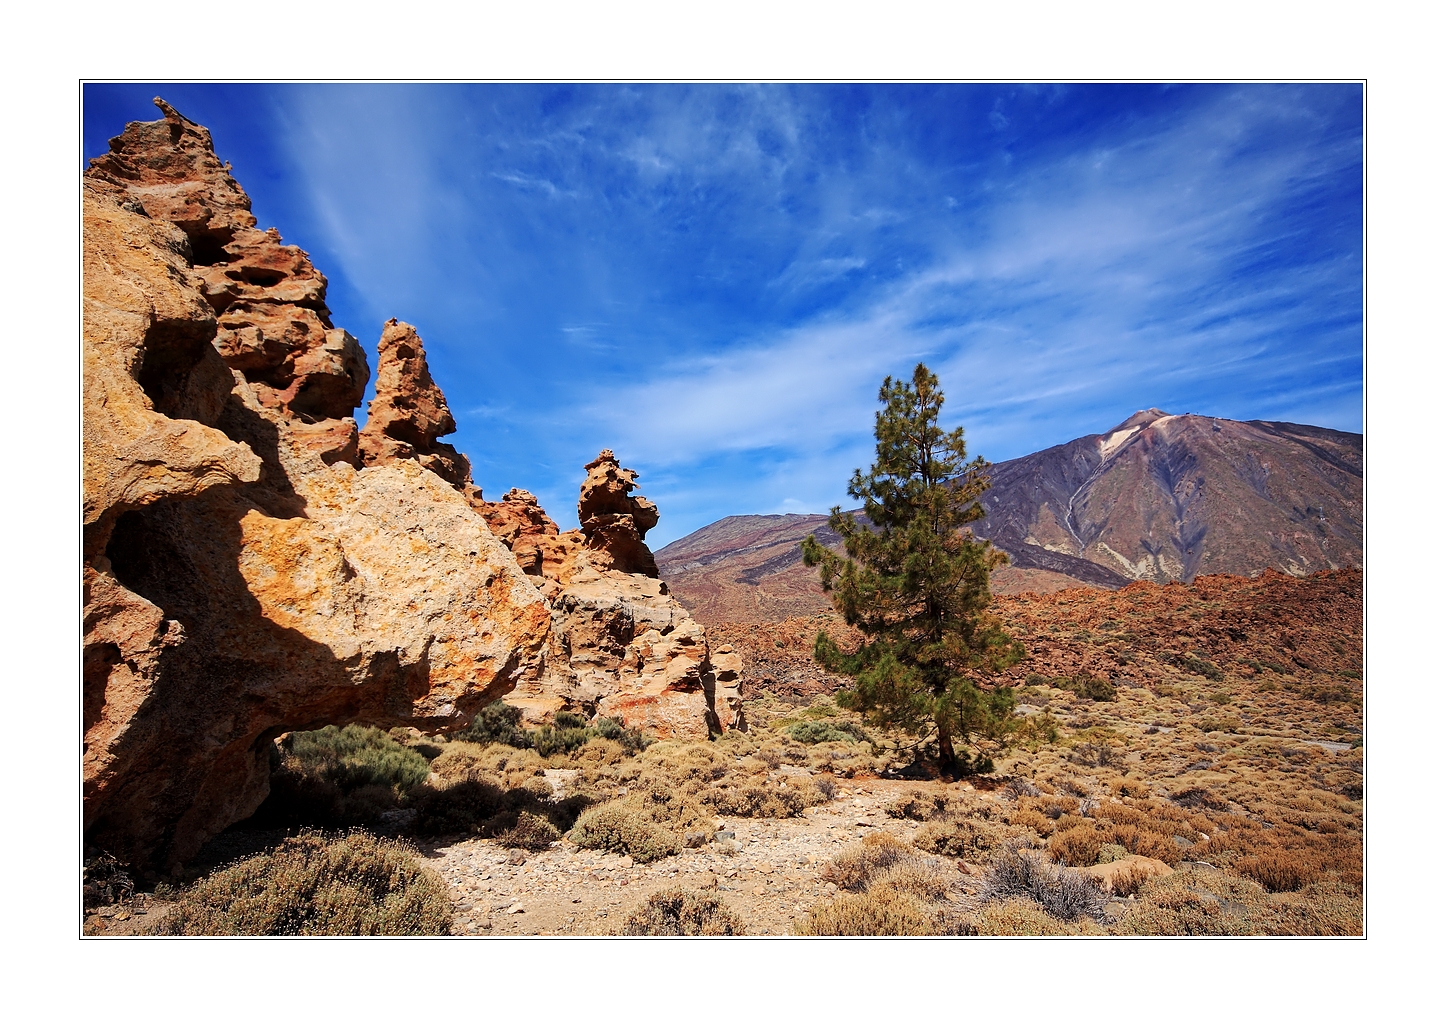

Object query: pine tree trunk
[937,722,959,777]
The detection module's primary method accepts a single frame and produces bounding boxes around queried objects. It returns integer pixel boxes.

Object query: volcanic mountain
[655,410,1363,624]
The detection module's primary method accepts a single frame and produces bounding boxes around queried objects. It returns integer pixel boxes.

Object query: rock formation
[83,100,550,876]
[358,318,477,493]
[82,100,742,875]
[576,450,661,576]
[478,458,744,739]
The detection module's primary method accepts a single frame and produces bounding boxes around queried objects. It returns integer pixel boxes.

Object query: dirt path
[422,776,986,936]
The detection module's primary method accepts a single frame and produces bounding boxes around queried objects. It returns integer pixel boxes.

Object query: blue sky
[83,84,1363,547]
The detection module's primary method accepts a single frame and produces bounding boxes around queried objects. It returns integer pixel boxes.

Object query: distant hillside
[656,410,1363,624]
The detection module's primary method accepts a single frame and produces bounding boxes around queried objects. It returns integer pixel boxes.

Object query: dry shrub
[806,744,882,778]
[498,812,562,850]
[1114,870,1246,936]
[1208,817,1360,889]
[1103,860,1162,898]
[1110,824,1183,866]
[431,742,544,787]
[1047,824,1108,868]
[1051,811,1089,833]
[156,831,450,936]
[983,846,1108,923]
[622,887,745,936]
[567,802,679,863]
[971,897,1077,936]
[887,789,950,820]
[822,832,914,891]
[871,857,956,901]
[703,774,826,818]
[913,817,1008,862]
[1234,849,1321,893]
[1034,795,1080,819]
[1011,806,1054,837]
[625,782,710,833]
[1171,786,1230,811]
[797,885,939,936]
[638,741,731,788]
[1115,866,1358,936]
[1263,881,1363,936]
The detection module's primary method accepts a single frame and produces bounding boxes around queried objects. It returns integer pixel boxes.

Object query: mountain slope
[656,410,1362,624]
[970,410,1362,586]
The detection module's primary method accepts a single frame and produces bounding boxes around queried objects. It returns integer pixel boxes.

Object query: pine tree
[801,363,1023,774]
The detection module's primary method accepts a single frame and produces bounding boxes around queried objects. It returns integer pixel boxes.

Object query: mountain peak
[1107,408,1170,434]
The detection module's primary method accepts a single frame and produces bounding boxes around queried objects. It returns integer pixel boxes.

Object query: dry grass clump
[567,802,681,863]
[1047,823,1109,868]
[913,817,1011,862]
[703,773,827,817]
[970,897,1098,936]
[822,832,916,891]
[498,812,563,850]
[871,857,957,901]
[983,845,1108,923]
[622,887,746,936]
[796,885,941,936]
[1114,866,1361,936]
[803,831,961,935]
[156,831,451,936]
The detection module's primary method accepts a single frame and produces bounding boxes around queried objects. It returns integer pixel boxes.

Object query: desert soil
[423,775,982,937]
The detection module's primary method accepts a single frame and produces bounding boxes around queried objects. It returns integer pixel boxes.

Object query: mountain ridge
[656,411,1362,623]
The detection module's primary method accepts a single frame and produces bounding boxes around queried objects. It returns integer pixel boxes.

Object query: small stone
[507,904,526,914]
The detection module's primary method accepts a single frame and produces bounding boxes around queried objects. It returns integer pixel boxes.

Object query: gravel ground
[421,776,991,937]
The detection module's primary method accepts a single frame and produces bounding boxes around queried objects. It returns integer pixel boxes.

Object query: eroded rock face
[358,318,476,491]
[83,99,743,875]
[578,449,661,577]
[83,100,550,875]
[479,461,744,740]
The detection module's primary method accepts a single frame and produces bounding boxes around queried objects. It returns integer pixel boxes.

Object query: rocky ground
[421,776,992,937]
[86,568,1362,937]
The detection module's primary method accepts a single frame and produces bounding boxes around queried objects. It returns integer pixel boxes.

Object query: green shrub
[593,716,653,753]
[455,702,531,748]
[285,725,431,792]
[1043,674,1117,702]
[622,887,745,935]
[156,831,451,936]
[531,723,590,758]
[785,719,862,744]
[1162,652,1224,682]
[568,802,680,863]
[409,779,508,835]
[251,725,430,828]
